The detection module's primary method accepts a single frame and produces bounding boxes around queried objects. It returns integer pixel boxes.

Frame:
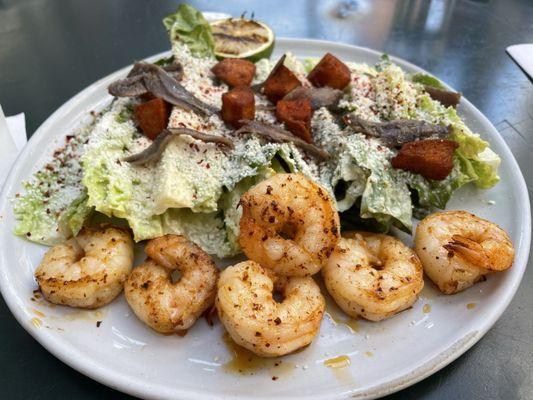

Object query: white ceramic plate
[0,39,530,400]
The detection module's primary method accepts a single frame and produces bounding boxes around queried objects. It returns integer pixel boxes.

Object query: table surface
[1,0,532,399]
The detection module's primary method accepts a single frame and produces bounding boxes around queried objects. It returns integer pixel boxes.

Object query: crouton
[307,53,351,90]
[263,65,302,103]
[276,99,313,143]
[391,139,459,180]
[221,86,255,128]
[212,58,256,87]
[134,98,172,140]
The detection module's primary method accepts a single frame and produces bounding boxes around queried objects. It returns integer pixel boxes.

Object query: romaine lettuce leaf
[82,99,230,239]
[58,192,93,237]
[224,135,320,190]
[219,166,277,256]
[14,189,92,244]
[303,57,319,73]
[410,72,445,89]
[375,54,391,72]
[163,4,214,57]
[416,94,500,189]
[451,131,500,189]
[13,181,65,244]
[373,64,419,120]
[282,52,307,76]
[339,198,394,233]
[313,109,412,232]
[14,118,94,244]
[406,159,473,213]
[162,208,231,257]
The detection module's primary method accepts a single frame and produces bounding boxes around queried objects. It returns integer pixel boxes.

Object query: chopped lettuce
[253,58,273,83]
[339,198,393,233]
[283,52,307,76]
[406,159,473,214]
[303,57,319,73]
[410,72,445,90]
[415,94,500,189]
[14,189,92,244]
[219,167,276,256]
[163,4,214,57]
[82,99,230,241]
[313,109,412,232]
[14,118,94,244]
[373,63,419,120]
[345,135,412,232]
[58,192,93,237]
[82,101,137,219]
[161,208,231,257]
[13,180,65,244]
[452,133,500,189]
[153,55,176,67]
[375,54,391,72]
[224,135,320,190]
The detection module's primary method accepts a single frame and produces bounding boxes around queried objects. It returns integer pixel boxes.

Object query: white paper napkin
[0,105,28,187]
[507,44,533,80]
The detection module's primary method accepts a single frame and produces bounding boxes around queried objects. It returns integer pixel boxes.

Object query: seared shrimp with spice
[322,232,424,321]
[216,261,325,357]
[239,173,340,277]
[415,211,514,294]
[125,235,218,334]
[35,227,134,309]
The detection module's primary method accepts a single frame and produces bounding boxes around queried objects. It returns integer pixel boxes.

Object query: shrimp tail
[443,235,490,269]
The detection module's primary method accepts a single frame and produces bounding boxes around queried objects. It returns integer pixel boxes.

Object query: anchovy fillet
[108,62,217,116]
[124,128,233,166]
[283,86,343,110]
[344,114,451,147]
[236,120,329,160]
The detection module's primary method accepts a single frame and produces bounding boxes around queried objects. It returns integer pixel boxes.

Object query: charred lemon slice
[210,18,274,62]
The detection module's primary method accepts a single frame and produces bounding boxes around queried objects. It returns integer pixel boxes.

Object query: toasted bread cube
[134,98,172,140]
[391,139,459,180]
[276,99,313,143]
[263,65,301,103]
[308,53,351,90]
[221,86,255,128]
[212,58,256,87]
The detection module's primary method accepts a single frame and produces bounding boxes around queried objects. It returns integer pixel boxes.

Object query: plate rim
[0,37,530,400]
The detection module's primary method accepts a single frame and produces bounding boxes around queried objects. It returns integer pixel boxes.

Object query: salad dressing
[321,279,361,333]
[222,333,294,376]
[30,308,46,318]
[325,308,361,333]
[324,355,351,369]
[30,317,42,328]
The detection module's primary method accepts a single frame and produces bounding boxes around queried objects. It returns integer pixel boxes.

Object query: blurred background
[0,0,532,399]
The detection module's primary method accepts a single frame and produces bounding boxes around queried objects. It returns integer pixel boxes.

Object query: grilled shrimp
[35,227,134,309]
[125,235,218,334]
[239,173,340,277]
[415,211,514,294]
[216,261,325,357]
[322,232,424,321]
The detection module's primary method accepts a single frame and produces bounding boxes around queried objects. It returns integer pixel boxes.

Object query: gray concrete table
[0,0,531,398]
